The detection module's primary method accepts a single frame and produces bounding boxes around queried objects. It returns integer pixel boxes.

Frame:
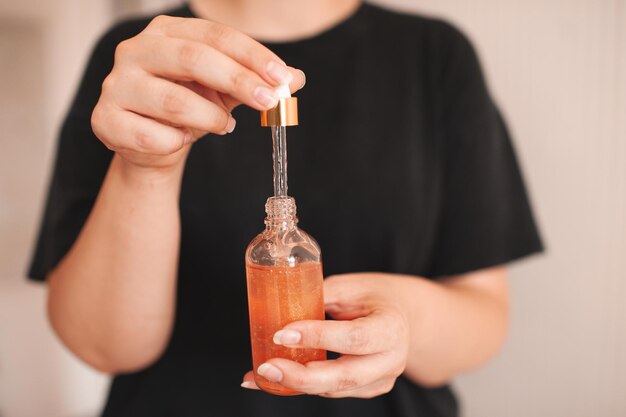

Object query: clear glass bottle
[245,197,325,395]
[245,86,325,395]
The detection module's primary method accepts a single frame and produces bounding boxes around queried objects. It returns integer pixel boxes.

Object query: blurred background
[0,0,624,416]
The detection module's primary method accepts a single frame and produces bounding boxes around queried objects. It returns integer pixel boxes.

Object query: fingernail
[183,130,193,145]
[267,61,293,85]
[240,381,258,390]
[257,363,283,382]
[225,117,236,133]
[254,86,278,109]
[298,70,306,89]
[273,329,301,345]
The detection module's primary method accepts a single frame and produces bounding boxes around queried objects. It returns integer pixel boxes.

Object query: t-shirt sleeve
[27,28,122,281]
[428,22,544,277]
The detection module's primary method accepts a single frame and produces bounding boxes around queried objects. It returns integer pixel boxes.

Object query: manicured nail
[257,363,283,382]
[267,61,293,85]
[225,117,236,133]
[273,329,301,345]
[240,381,258,390]
[254,86,278,108]
[298,70,306,89]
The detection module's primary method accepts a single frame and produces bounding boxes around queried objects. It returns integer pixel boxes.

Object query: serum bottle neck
[265,196,298,230]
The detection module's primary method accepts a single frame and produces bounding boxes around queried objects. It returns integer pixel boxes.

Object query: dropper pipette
[260,84,298,197]
[271,126,288,197]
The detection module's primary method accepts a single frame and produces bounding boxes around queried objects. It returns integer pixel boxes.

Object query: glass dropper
[272,126,288,197]
[260,84,298,198]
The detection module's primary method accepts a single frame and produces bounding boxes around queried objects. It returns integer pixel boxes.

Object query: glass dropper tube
[271,126,288,197]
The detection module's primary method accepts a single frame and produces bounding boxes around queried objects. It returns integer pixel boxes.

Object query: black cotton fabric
[28,3,543,417]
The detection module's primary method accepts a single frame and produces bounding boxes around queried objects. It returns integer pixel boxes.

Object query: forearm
[48,154,184,374]
[401,267,509,387]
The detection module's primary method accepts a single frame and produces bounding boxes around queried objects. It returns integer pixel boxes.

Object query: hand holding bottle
[91,15,305,173]
[242,267,508,396]
[241,273,413,398]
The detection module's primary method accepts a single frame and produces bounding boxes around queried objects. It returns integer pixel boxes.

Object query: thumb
[323,275,372,320]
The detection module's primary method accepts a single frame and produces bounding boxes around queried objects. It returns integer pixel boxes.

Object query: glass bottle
[245,86,326,395]
[245,197,325,395]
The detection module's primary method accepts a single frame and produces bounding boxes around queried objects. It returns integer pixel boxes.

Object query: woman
[29,0,542,416]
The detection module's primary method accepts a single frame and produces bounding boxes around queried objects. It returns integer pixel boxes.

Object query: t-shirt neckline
[179,2,369,48]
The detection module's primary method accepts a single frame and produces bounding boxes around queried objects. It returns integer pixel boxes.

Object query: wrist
[392,276,438,355]
[111,154,186,192]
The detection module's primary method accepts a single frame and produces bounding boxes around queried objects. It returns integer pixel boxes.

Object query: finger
[160,18,295,86]
[175,66,304,115]
[324,301,373,321]
[176,81,229,109]
[287,67,306,92]
[319,377,396,399]
[257,354,392,395]
[173,81,242,114]
[128,36,280,110]
[274,315,398,355]
[323,274,370,306]
[113,73,235,134]
[92,104,190,155]
[241,371,260,390]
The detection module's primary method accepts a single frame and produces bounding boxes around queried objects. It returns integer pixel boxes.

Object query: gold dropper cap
[260,97,298,126]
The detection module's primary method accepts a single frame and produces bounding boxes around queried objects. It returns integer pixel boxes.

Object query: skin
[47,0,510,398]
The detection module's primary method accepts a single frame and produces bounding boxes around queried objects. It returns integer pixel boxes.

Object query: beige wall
[0,3,113,416]
[0,1,624,416]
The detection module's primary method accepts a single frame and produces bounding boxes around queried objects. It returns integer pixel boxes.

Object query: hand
[91,15,305,172]
[242,273,412,398]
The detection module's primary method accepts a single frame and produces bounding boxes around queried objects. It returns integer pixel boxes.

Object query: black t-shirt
[29,3,543,417]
